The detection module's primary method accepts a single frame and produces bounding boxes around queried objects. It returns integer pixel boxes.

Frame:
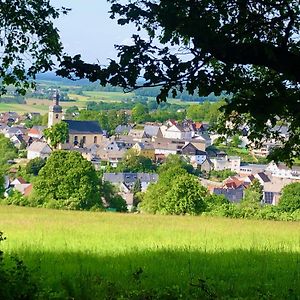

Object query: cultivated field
[1,205,299,299]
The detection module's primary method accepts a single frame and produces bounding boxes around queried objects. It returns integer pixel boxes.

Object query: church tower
[48,91,63,128]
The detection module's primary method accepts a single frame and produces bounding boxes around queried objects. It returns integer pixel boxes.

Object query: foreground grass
[0,205,299,299]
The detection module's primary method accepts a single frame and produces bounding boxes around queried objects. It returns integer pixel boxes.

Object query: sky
[51,1,136,64]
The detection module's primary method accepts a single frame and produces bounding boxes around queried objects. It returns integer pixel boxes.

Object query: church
[48,93,104,148]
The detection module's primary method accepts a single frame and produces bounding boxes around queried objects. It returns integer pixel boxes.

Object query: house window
[74,136,78,145]
[94,136,97,144]
[82,136,86,144]
[55,114,59,119]
[66,135,70,143]
[264,192,273,204]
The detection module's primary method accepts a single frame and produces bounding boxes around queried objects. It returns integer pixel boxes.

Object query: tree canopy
[44,122,69,148]
[278,182,300,213]
[141,165,208,215]
[0,134,18,168]
[116,149,156,173]
[57,0,300,165]
[33,151,102,210]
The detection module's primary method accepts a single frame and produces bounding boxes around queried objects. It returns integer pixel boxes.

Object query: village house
[103,172,158,192]
[103,172,158,209]
[2,126,25,138]
[10,134,25,149]
[263,177,297,205]
[163,123,194,140]
[132,142,155,160]
[180,143,207,167]
[0,111,19,124]
[210,155,241,173]
[239,163,267,175]
[27,141,52,160]
[144,123,163,138]
[207,176,247,203]
[115,124,132,135]
[128,128,148,142]
[28,126,46,140]
[266,162,300,179]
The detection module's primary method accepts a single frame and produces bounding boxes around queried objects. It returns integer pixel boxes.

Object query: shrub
[278,182,300,213]
[0,232,38,300]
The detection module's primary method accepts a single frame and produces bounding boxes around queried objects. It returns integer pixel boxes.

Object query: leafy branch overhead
[57,0,300,165]
[0,0,69,95]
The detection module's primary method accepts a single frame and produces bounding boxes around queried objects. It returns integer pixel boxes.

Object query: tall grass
[1,206,299,299]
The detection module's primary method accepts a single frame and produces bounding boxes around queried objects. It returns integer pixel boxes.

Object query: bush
[25,157,46,176]
[205,203,300,221]
[278,182,300,213]
[209,169,237,181]
[0,232,38,300]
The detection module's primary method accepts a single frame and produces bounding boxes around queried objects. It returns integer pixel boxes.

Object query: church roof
[49,104,62,113]
[63,120,103,135]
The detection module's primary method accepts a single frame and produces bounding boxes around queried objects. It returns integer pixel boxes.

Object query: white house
[210,155,241,173]
[163,124,194,140]
[181,143,207,166]
[266,162,300,179]
[27,141,52,160]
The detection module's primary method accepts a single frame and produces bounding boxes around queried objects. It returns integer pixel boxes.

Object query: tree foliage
[25,157,46,176]
[33,151,102,210]
[117,149,156,173]
[44,122,69,148]
[278,182,300,213]
[100,181,127,212]
[58,0,300,165]
[243,179,263,204]
[158,154,195,175]
[0,0,69,95]
[0,134,18,167]
[141,166,207,215]
[131,103,150,124]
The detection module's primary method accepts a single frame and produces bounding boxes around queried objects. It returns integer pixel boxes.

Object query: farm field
[0,102,49,114]
[0,205,299,299]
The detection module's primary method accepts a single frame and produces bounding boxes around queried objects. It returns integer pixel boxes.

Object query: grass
[0,205,299,299]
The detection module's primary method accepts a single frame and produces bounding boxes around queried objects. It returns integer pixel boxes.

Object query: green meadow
[0,205,299,299]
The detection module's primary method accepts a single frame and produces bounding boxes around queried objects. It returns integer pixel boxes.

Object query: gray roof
[64,120,103,134]
[144,125,160,137]
[27,141,52,153]
[115,125,132,134]
[103,173,158,184]
[213,187,244,203]
[271,125,289,136]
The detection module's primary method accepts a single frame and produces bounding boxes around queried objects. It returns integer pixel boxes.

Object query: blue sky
[51,1,136,64]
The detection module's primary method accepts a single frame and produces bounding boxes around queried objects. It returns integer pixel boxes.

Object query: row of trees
[77,100,224,132]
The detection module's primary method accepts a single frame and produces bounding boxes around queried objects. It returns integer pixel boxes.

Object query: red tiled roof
[223,176,244,189]
[28,128,40,135]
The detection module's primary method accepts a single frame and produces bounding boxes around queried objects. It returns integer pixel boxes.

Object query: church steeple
[48,90,63,128]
